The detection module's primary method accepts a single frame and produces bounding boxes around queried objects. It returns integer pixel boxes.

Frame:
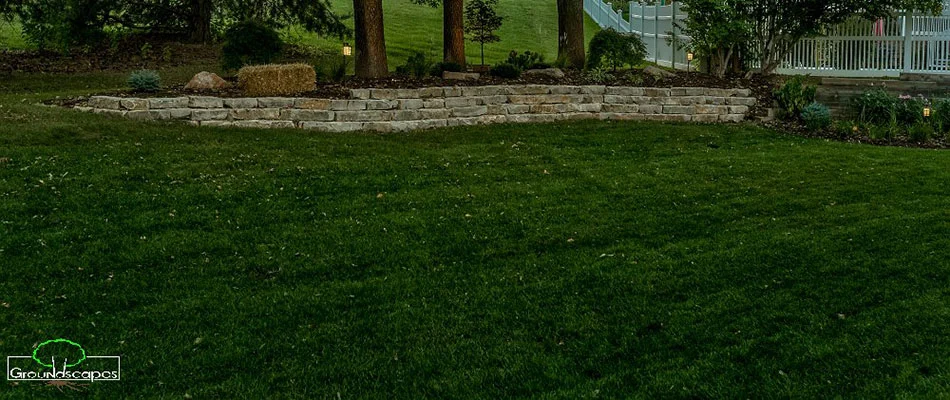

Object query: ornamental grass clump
[237,64,316,96]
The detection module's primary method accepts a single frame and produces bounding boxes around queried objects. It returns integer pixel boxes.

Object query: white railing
[585,0,950,77]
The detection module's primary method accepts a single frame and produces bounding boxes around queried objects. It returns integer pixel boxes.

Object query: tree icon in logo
[31,339,86,368]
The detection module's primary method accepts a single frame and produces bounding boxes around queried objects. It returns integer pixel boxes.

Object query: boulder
[644,66,676,79]
[184,71,231,91]
[523,68,566,79]
[443,71,480,81]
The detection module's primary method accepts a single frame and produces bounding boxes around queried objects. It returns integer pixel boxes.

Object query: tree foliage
[0,0,349,49]
[465,0,504,65]
[676,0,751,77]
[678,0,945,76]
[587,28,647,71]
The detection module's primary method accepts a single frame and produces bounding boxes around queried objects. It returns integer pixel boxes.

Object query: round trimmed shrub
[222,20,284,71]
[801,102,832,130]
[128,70,161,92]
[587,28,647,71]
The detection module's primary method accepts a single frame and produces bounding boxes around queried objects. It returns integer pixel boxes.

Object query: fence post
[903,10,913,72]
[672,2,677,69]
[655,2,660,65]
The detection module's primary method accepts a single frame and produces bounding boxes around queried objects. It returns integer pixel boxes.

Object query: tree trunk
[354,0,389,78]
[557,0,585,69]
[189,0,213,43]
[444,0,466,67]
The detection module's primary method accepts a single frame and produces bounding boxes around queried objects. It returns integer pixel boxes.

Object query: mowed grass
[0,1,602,67]
[2,72,950,398]
[0,19,30,50]
[299,0,602,67]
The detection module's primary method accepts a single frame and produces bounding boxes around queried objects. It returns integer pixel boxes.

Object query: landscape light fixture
[924,106,932,118]
[686,52,694,72]
[342,42,352,75]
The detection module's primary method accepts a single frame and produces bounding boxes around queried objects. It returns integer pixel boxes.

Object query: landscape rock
[523,68,566,79]
[644,66,676,79]
[184,72,231,91]
[443,71,480,81]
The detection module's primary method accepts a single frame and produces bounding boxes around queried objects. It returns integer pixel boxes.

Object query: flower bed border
[80,85,756,132]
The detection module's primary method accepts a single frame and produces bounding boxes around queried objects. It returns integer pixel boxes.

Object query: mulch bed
[762,119,950,150]
[69,68,778,118]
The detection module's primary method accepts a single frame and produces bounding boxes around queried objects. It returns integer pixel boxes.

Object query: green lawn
[1,71,950,398]
[0,18,29,50]
[1,1,601,67]
[300,0,602,67]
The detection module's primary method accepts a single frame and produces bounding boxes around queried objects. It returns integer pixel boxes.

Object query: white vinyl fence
[584,0,950,77]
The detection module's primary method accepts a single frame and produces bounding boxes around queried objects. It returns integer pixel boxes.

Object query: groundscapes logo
[6,338,120,383]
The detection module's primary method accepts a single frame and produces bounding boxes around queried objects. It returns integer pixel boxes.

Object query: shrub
[801,102,832,130]
[894,96,924,126]
[831,120,859,138]
[849,89,894,125]
[506,50,546,70]
[396,51,435,79]
[583,67,613,84]
[237,64,315,96]
[908,122,934,142]
[128,70,161,92]
[222,20,284,71]
[430,61,464,77]
[774,75,817,120]
[489,62,522,79]
[931,98,950,135]
[587,28,647,71]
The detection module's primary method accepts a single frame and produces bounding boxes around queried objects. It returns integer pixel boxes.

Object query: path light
[686,52,694,72]
[342,42,352,74]
[924,106,932,118]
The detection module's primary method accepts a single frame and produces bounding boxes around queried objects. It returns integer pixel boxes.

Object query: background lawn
[1,72,949,398]
[0,0,602,67]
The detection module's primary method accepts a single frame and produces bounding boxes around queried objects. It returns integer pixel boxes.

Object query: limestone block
[445,97,478,108]
[335,110,392,122]
[190,96,224,108]
[451,105,488,117]
[662,105,694,114]
[727,97,757,106]
[419,109,451,119]
[232,108,280,120]
[294,99,331,110]
[148,97,191,110]
[192,109,229,121]
[605,87,645,96]
[233,120,296,129]
[300,122,365,132]
[120,98,149,110]
[398,99,424,110]
[257,97,295,108]
[423,99,445,109]
[224,98,260,109]
[581,85,607,95]
[603,104,640,113]
[350,89,371,100]
[720,114,745,122]
[89,96,122,109]
[366,100,398,110]
[280,109,334,121]
[671,87,706,96]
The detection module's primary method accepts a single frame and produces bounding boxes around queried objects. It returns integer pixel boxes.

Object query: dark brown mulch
[76,68,778,117]
[762,119,949,150]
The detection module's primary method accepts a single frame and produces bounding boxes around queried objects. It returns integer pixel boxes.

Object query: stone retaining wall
[81,85,756,132]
